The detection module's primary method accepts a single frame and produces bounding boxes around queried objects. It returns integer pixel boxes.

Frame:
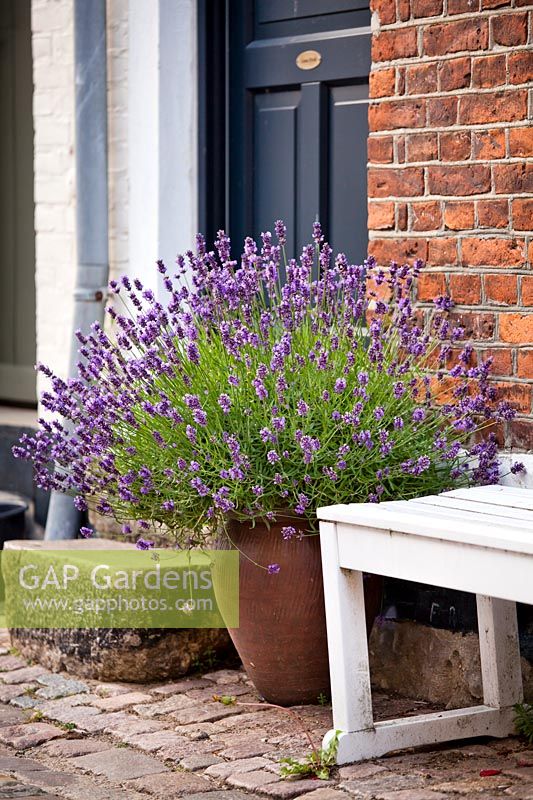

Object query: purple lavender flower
[511,462,526,474]
[79,526,93,539]
[267,563,280,574]
[136,538,154,550]
[297,400,309,416]
[218,394,231,413]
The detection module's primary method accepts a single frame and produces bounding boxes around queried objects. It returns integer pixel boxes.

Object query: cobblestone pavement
[2,630,533,800]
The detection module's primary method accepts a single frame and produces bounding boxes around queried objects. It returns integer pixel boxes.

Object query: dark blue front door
[228,0,371,262]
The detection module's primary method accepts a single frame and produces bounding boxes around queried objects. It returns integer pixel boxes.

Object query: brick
[412,0,443,16]
[396,134,406,162]
[438,57,471,90]
[369,99,426,131]
[492,12,528,46]
[510,419,533,449]
[482,0,510,6]
[397,68,406,95]
[450,273,482,304]
[417,272,447,301]
[368,136,394,163]
[459,90,527,124]
[428,96,457,126]
[423,19,489,57]
[370,0,396,24]
[368,167,424,197]
[517,350,533,379]
[512,199,533,231]
[494,381,532,412]
[472,54,506,88]
[484,274,518,305]
[368,201,395,230]
[450,310,495,339]
[397,202,408,229]
[406,63,438,94]
[448,0,479,12]
[482,347,513,375]
[125,771,212,796]
[440,131,471,162]
[509,50,533,85]
[427,237,458,265]
[399,0,411,21]
[427,165,490,196]
[471,129,506,160]
[411,201,442,230]
[368,238,428,263]
[70,748,168,780]
[373,28,418,62]
[406,132,438,161]
[462,237,525,267]
[494,163,533,194]
[477,199,508,228]
[509,128,533,157]
[523,276,533,306]
[444,201,475,230]
[369,68,396,99]
[500,314,533,344]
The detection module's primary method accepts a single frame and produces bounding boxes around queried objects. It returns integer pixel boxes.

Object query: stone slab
[69,747,168,781]
[35,738,110,758]
[0,667,48,684]
[227,769,281,790]
[124,770,214,797]
[124,730,191,753]
[0,723,65,749]
[170,703,243,726]
[206,757,274,779]
[0,655,27,672]
[151,679,211,696]
[0,684,35,703]
[0,707,26,726]
[91,691,153,711]
[133,694,199,718]
[259,780,335,798]
[179,753,223,771]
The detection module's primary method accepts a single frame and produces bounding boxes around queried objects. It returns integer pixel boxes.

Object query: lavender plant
[14,222,515,549]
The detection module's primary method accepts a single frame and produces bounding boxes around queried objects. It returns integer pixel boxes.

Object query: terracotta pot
[216,515,383,706]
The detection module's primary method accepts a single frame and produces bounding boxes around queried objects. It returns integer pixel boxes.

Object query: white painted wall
[32,0,129,387]
[128,0,198,293]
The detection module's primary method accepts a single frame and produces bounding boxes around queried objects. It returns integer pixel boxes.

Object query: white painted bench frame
[317,485,533,764]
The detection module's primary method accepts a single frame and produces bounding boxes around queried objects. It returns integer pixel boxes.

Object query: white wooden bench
[317,485,533,764]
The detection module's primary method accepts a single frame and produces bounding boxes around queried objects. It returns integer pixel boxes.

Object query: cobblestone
[205,757,274,779]
[69,748,168,780]
[0,668,48,685]
[179,753,223,771]
[90,691,152,711]
[0,656,27,672]
[226,769,281,790]
[1,632,533,800]
[124,770,214,797]
[0,724,65,750]
[34,675,89,700]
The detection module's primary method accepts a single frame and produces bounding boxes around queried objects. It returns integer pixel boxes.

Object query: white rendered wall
[32,0,129,387]
[128,0,198,292]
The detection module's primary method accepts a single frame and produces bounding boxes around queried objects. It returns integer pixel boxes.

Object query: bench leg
[319,521,374,759]
[476,595,523,711]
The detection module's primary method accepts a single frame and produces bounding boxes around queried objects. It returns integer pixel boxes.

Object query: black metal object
[0,494,28,548]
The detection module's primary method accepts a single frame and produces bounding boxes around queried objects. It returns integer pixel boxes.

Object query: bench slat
[445,486,533,510]
[319,499,533,555]
[407,495,533,522]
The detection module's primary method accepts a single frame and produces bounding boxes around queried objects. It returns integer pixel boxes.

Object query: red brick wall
[367,0,533,450]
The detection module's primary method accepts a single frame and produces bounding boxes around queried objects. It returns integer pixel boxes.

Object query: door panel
[228,0,370,263]
[0,0,36,403]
